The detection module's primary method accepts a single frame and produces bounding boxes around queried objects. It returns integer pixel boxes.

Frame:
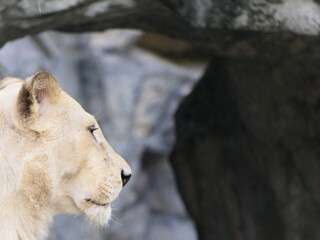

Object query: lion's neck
[0,155,55,240]
[0,191,54,240]
[0,124,40,195]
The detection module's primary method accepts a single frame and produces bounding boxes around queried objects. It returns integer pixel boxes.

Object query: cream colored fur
[0,72,131,240]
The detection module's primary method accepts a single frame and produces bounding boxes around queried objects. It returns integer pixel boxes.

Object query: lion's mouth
[85,198,108,207]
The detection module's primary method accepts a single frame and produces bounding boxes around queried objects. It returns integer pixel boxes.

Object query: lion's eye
[88,126,99,142]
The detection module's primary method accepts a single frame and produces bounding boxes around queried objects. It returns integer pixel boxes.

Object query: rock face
[2,1,320,240]
[3,0,320,36]
[171,58,320,240]
[169,0,320,35]
[1,0,320,56]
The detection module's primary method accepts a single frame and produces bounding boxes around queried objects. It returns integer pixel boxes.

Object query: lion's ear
[17,71,61,120]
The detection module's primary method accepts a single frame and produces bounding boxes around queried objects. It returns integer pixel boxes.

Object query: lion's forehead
[43,92,97,129]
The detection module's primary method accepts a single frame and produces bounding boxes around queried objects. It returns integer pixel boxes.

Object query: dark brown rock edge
[171,58,320,240]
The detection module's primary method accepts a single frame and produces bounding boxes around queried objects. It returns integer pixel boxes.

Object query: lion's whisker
[109,211,123,226]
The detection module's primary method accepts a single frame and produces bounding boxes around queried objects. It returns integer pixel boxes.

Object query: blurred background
[1,1,320,240]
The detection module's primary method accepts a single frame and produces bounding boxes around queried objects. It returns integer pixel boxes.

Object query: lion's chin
[84,204,112,226]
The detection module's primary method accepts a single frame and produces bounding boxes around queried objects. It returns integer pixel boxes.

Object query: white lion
[0,72,132,240]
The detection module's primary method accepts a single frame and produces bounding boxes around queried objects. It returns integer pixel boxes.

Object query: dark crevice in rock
[171,57,320,239]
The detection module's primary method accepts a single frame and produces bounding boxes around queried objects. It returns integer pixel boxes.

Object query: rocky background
[1,0,320,240]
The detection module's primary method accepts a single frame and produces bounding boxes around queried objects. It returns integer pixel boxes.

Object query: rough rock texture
[169,0,320,34]
[171,58,320,240]
[2,1,320,240]
[0,30,204,240]
[0,0,320,56]
[3,0,320,36]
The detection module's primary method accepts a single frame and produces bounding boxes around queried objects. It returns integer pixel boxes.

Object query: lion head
[1,71,132,226]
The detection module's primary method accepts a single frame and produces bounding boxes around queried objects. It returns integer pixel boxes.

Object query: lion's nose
[121,169,131,187]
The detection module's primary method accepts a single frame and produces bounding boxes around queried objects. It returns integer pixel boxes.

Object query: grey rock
[51,215,105,240]
[168,0,320,35]
[1,0,320,57]
[145,215,197,240]
[1,0,320,37]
